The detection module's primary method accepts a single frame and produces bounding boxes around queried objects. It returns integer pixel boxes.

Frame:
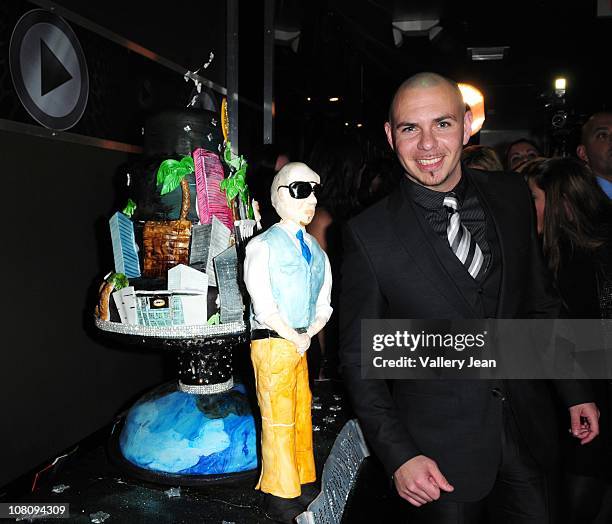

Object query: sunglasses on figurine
[277,181,321,199]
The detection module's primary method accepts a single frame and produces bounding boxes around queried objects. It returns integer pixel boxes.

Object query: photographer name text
[372,355,496,369]
[371,330,495,369]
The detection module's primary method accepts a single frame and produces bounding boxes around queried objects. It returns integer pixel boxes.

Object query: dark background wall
[0,0,266,489]
[0,0,236,489]
[0,0,269,488]
[0,130,166,488]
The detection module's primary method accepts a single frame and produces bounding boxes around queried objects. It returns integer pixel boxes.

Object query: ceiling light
[274,27,300,53]
[329,97,340,102]
[458,83,485,135]
[467,46,509,61]
[554,77,567,98]
[392,19,439,47]
[428,26,443,42]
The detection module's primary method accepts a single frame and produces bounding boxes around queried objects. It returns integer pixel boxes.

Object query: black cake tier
[144,108,224,157]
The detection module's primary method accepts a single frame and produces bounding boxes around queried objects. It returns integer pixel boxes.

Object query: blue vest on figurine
[261,224,325,328]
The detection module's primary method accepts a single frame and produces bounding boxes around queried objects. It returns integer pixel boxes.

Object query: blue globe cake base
[108,380,259,486]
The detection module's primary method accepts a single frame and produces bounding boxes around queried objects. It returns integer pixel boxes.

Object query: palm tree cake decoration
[141,156,194,277]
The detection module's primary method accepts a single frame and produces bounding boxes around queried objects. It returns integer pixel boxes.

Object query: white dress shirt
[244,220,333,330]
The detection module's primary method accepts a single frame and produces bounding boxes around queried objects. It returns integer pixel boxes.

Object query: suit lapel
[387,184,478,317]
[466,169,507,315]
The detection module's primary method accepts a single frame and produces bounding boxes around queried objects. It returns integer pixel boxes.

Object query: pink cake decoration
[193,148,234,231]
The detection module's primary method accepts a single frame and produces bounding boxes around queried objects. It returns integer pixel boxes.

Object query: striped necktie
[296,229,312,264]
[443,193,484,279]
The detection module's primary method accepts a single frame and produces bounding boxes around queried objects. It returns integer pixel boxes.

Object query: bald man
[339,73,598,523]
[244,162,332,523]
[577,111,612,198]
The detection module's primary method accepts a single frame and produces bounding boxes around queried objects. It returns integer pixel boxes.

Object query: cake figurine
[243,162,333,522]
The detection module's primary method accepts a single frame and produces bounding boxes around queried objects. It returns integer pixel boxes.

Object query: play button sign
[10,10,89,130]
[40,39,74,97]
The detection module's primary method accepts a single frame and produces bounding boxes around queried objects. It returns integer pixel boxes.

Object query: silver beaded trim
[178,377,234,394]
[95,317,245,338]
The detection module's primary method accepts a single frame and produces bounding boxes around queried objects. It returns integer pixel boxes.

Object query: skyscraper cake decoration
[194,148,234,231]
[96,97,256,332]
[109,202,141,279]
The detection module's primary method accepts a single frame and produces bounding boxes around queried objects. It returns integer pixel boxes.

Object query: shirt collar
[596,176,612,198]
[405,168,469,212]
[278,220,305,236]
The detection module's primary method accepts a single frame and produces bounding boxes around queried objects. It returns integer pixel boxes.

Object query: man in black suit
[339,73,600,523]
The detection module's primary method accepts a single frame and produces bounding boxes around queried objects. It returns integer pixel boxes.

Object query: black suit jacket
[339,168,591,501]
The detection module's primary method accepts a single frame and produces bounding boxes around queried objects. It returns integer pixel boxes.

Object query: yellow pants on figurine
[250,337,316,499]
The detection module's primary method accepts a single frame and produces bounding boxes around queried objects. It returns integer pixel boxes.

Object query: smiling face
[271,162,320,226]
[384,82,472,193]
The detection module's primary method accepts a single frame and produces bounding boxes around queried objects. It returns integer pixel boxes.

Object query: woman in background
[306,132,364,380]
[247,144,290,230]
[505,137,542,171]
[523,157,611,308]
[462,144,504,171]
[523,157,612,524]
[358,156,401,208]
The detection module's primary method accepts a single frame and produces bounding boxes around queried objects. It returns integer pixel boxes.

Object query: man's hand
[569,402,600,445]
[262,314,310,354]
[293,333,311,355]
[306,316,328,339]
[393,455,454,507]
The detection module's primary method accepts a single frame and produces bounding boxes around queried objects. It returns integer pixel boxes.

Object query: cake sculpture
[94,103,260,483]
[243,162,333,522]
[95,106,254,333]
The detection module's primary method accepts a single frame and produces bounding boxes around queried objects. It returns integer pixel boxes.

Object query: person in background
[523,156,612,524]
[577,111,612,198]
[462,144,504,171]
[523,157,611,287]
[247,144,291,230]
[505,137,541,171]
[515,156,549,178]
[306,132,364,379]
[358,156,402,208]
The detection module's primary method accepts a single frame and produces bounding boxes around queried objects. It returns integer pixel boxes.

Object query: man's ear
[463,110,473,145]
[384,121,395,151]
[576,144,589,164]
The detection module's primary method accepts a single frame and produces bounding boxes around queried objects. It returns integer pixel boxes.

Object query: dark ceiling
[271,0,611,150]
[30,0,612,154]
[51,0,227,87]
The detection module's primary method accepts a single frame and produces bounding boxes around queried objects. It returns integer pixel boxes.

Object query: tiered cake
[95,106,259,484]
[96,107,251,332]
